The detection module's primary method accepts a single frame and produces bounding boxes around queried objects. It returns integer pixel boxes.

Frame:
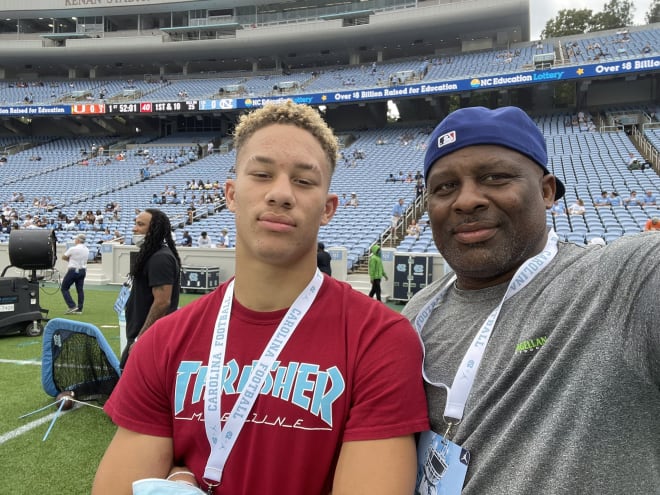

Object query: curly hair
[131,208,181,277]
[233,100,339,173]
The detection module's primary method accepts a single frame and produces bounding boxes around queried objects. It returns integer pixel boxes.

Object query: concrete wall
[0,242,450,302]
[0,242,350,284]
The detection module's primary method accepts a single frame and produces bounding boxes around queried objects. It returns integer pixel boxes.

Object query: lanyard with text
[203,269,324,492]
[414,230,559,429]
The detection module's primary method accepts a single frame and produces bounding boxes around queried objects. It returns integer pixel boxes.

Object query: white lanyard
[414,230,559,425]
[203,269,324,489]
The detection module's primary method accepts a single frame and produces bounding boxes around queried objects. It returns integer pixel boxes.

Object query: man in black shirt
[120,208,180,368]
[316,242,332,276]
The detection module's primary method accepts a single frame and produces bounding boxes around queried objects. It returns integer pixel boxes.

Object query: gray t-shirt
[402,233,660,494]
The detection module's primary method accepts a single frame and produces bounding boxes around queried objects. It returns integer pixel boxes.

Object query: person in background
[180,230,192,247]
[120,208,180,368]
[403,106,660,495]
[608,191,622,206]
[217,228,231,248]
[197,231,212,247]
[316,241,332,276]
[100,227,114,242]
[112,230,125,244]
[368,244,388,302]
[549,199,565,216]
[624,190,643,206]
[568,198,586,215]
[61,233,89,315]
[415,178,425,199]
[407,219,421,238]
[391,197,405,232]
[641,189,657,206]
[594,190,610,207]
[94,101,428,495]
[626,152,642,170]
[644,216,660,231]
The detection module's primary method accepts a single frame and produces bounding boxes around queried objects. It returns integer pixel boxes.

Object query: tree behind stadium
[541,0,635,39]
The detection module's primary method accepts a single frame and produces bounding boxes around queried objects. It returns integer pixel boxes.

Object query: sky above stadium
[530,0,653,39]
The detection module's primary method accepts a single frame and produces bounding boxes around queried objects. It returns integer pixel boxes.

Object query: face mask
[132,234,145,247]
[132,478,205,495]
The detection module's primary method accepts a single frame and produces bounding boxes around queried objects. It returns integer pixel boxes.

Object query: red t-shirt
[105,275,429,494]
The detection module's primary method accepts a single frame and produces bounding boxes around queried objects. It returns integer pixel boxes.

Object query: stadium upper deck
[0,24,657,121]
[0,0,529,77]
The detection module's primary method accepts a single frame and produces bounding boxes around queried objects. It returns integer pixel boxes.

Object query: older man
[61,233,89,314]
[403,106,660,494]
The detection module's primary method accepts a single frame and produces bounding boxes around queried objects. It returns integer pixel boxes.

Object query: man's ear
[541,174,557,208]
[225,179,236,213]
[321,193,339,226]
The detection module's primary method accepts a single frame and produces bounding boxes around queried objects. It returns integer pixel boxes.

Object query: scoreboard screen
[104,101,199,114]
[106,103,140,114]
[153,100,200,112]
[71,103,106,115]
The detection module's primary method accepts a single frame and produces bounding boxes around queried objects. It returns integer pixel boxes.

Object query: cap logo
[437,131,456,149]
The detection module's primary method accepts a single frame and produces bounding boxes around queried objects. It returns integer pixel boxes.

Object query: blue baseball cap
[423,106,565,199]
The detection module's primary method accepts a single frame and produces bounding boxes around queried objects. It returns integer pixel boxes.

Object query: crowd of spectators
[564,111,597,132]
[385,170,423,183]
[0,199,125,244]
[593,189,657,208]
[0,169,231,247]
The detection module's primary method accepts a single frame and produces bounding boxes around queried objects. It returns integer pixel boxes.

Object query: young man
[119,208,180,368]
[61,233,89,314]
[94,102,428,495]
[403,106,660,494]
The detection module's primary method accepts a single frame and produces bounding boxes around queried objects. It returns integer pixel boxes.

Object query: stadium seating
[0,21,658,263]
[0,26,657,106]
[1,107,659,259]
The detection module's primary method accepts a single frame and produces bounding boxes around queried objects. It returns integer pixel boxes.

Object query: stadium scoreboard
[106,103,140,114]
[105,100,199,114]
[153,100,199,112]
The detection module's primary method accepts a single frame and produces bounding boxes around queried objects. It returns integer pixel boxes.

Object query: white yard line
[0,409,69,445]
[1,359,105,444]
[0,358,41,366]
[1,358,49,444]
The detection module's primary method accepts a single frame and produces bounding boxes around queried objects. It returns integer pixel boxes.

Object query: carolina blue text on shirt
[175,360,345,426]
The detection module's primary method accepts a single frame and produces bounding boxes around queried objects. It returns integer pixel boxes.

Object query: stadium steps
[84,264,111,286]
